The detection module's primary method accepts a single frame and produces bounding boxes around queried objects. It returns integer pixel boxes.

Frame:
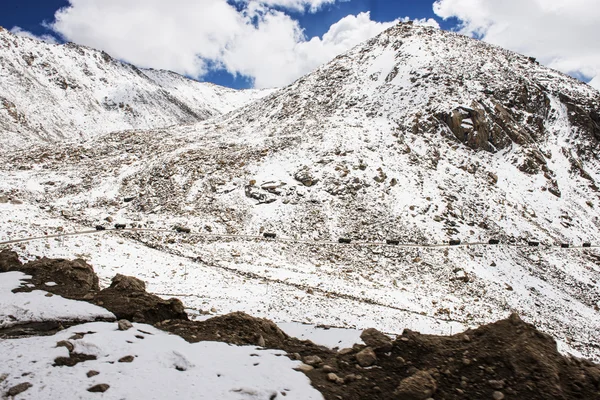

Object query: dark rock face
[93,274,188,324]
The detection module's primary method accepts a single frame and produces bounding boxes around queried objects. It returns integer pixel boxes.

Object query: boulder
[360,328,393,352]
[394,370,437,400]
[356,347,377,367]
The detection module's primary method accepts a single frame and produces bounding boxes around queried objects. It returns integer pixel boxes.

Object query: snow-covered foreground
[0,271,114,328]
[0,321,323,399]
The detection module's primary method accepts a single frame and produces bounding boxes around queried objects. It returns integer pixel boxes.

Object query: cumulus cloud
[433,0,600,91]
[46,0,401,88]
[10,27,58,44]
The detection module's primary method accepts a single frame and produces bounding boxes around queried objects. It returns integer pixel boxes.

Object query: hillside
[0,26,270,148]
[1,20,600,367]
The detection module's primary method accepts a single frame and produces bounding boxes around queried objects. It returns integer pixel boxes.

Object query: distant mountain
[1,22,600,361]
[0,26,271,148]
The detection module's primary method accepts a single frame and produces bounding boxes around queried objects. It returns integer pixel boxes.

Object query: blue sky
[1,0,598,90]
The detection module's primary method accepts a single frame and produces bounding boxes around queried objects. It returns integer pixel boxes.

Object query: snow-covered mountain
[0,26,271,148]
[1,22,600,362]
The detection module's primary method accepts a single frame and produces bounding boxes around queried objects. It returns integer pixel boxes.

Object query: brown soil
[0,250,187,326]
[1,250,599,399]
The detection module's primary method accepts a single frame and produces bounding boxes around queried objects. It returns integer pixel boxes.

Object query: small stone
[294,363,314,373]
[327,373,344,384]
[88,384,110,393]
[257,335,266,347]
[462,358,471,366]
[118,355,135,363]
[344,374,361,383]
[7,382,32,396]
[355,347,377,367]
[488,380,505,390]
[322,365,337,373]
[45,292,53,297]
[394,370,437,400]
[462,334,471,342]
[117,320,133,331]
[56,340,74,352]
[291,353,302,360]
[303,355,323,366]
[87,370,100,378]
[338,348,354,355]
[492,391,505,400]
[396,356,406,365]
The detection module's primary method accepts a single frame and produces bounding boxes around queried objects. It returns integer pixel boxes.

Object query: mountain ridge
[0,26,271,148]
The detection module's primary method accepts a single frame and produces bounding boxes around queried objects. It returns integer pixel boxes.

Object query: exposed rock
[118,355,135,363]
[118,319,133,331]
[355,347,377,367]
[360,328,393,352]
[87,384,110,393]
[86,370,100,378]
[304,355,324,367]
[295,363,314,373]
[327,373,344,384]
[7,382,32,396]
[294,167,319,187]
[394,370,437,400]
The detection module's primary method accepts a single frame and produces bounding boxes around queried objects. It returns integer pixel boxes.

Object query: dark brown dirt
[92,274,188,324]
[1,250,599,399]
[1,252,99,299]
[0,250,187,327]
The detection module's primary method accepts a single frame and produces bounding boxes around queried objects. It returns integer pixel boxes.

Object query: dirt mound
[157,311,600,399]
[157,312,293,348]
[93,274,188,324]
[0,250,187,326]
[295,314,600,400]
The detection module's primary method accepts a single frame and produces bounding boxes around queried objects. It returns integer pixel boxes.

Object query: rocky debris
[360,328,393,352]
[87,383,110,393]
[93,274,188,324]
[294,167,319,187]
[86,370,100,378]
[355,347,377,367]
[118,355,135,363]
[6,382,33,397]
[394,370,437,400]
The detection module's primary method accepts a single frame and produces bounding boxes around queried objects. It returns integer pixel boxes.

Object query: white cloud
[246,0,339,13]
[47,0,401,88]
[433,0,600,91]
[10,27,58,44]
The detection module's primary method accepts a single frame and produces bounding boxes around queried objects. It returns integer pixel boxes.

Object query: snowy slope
[0,26,270,148]
[0,320,322,399]
[1,22,600,361]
